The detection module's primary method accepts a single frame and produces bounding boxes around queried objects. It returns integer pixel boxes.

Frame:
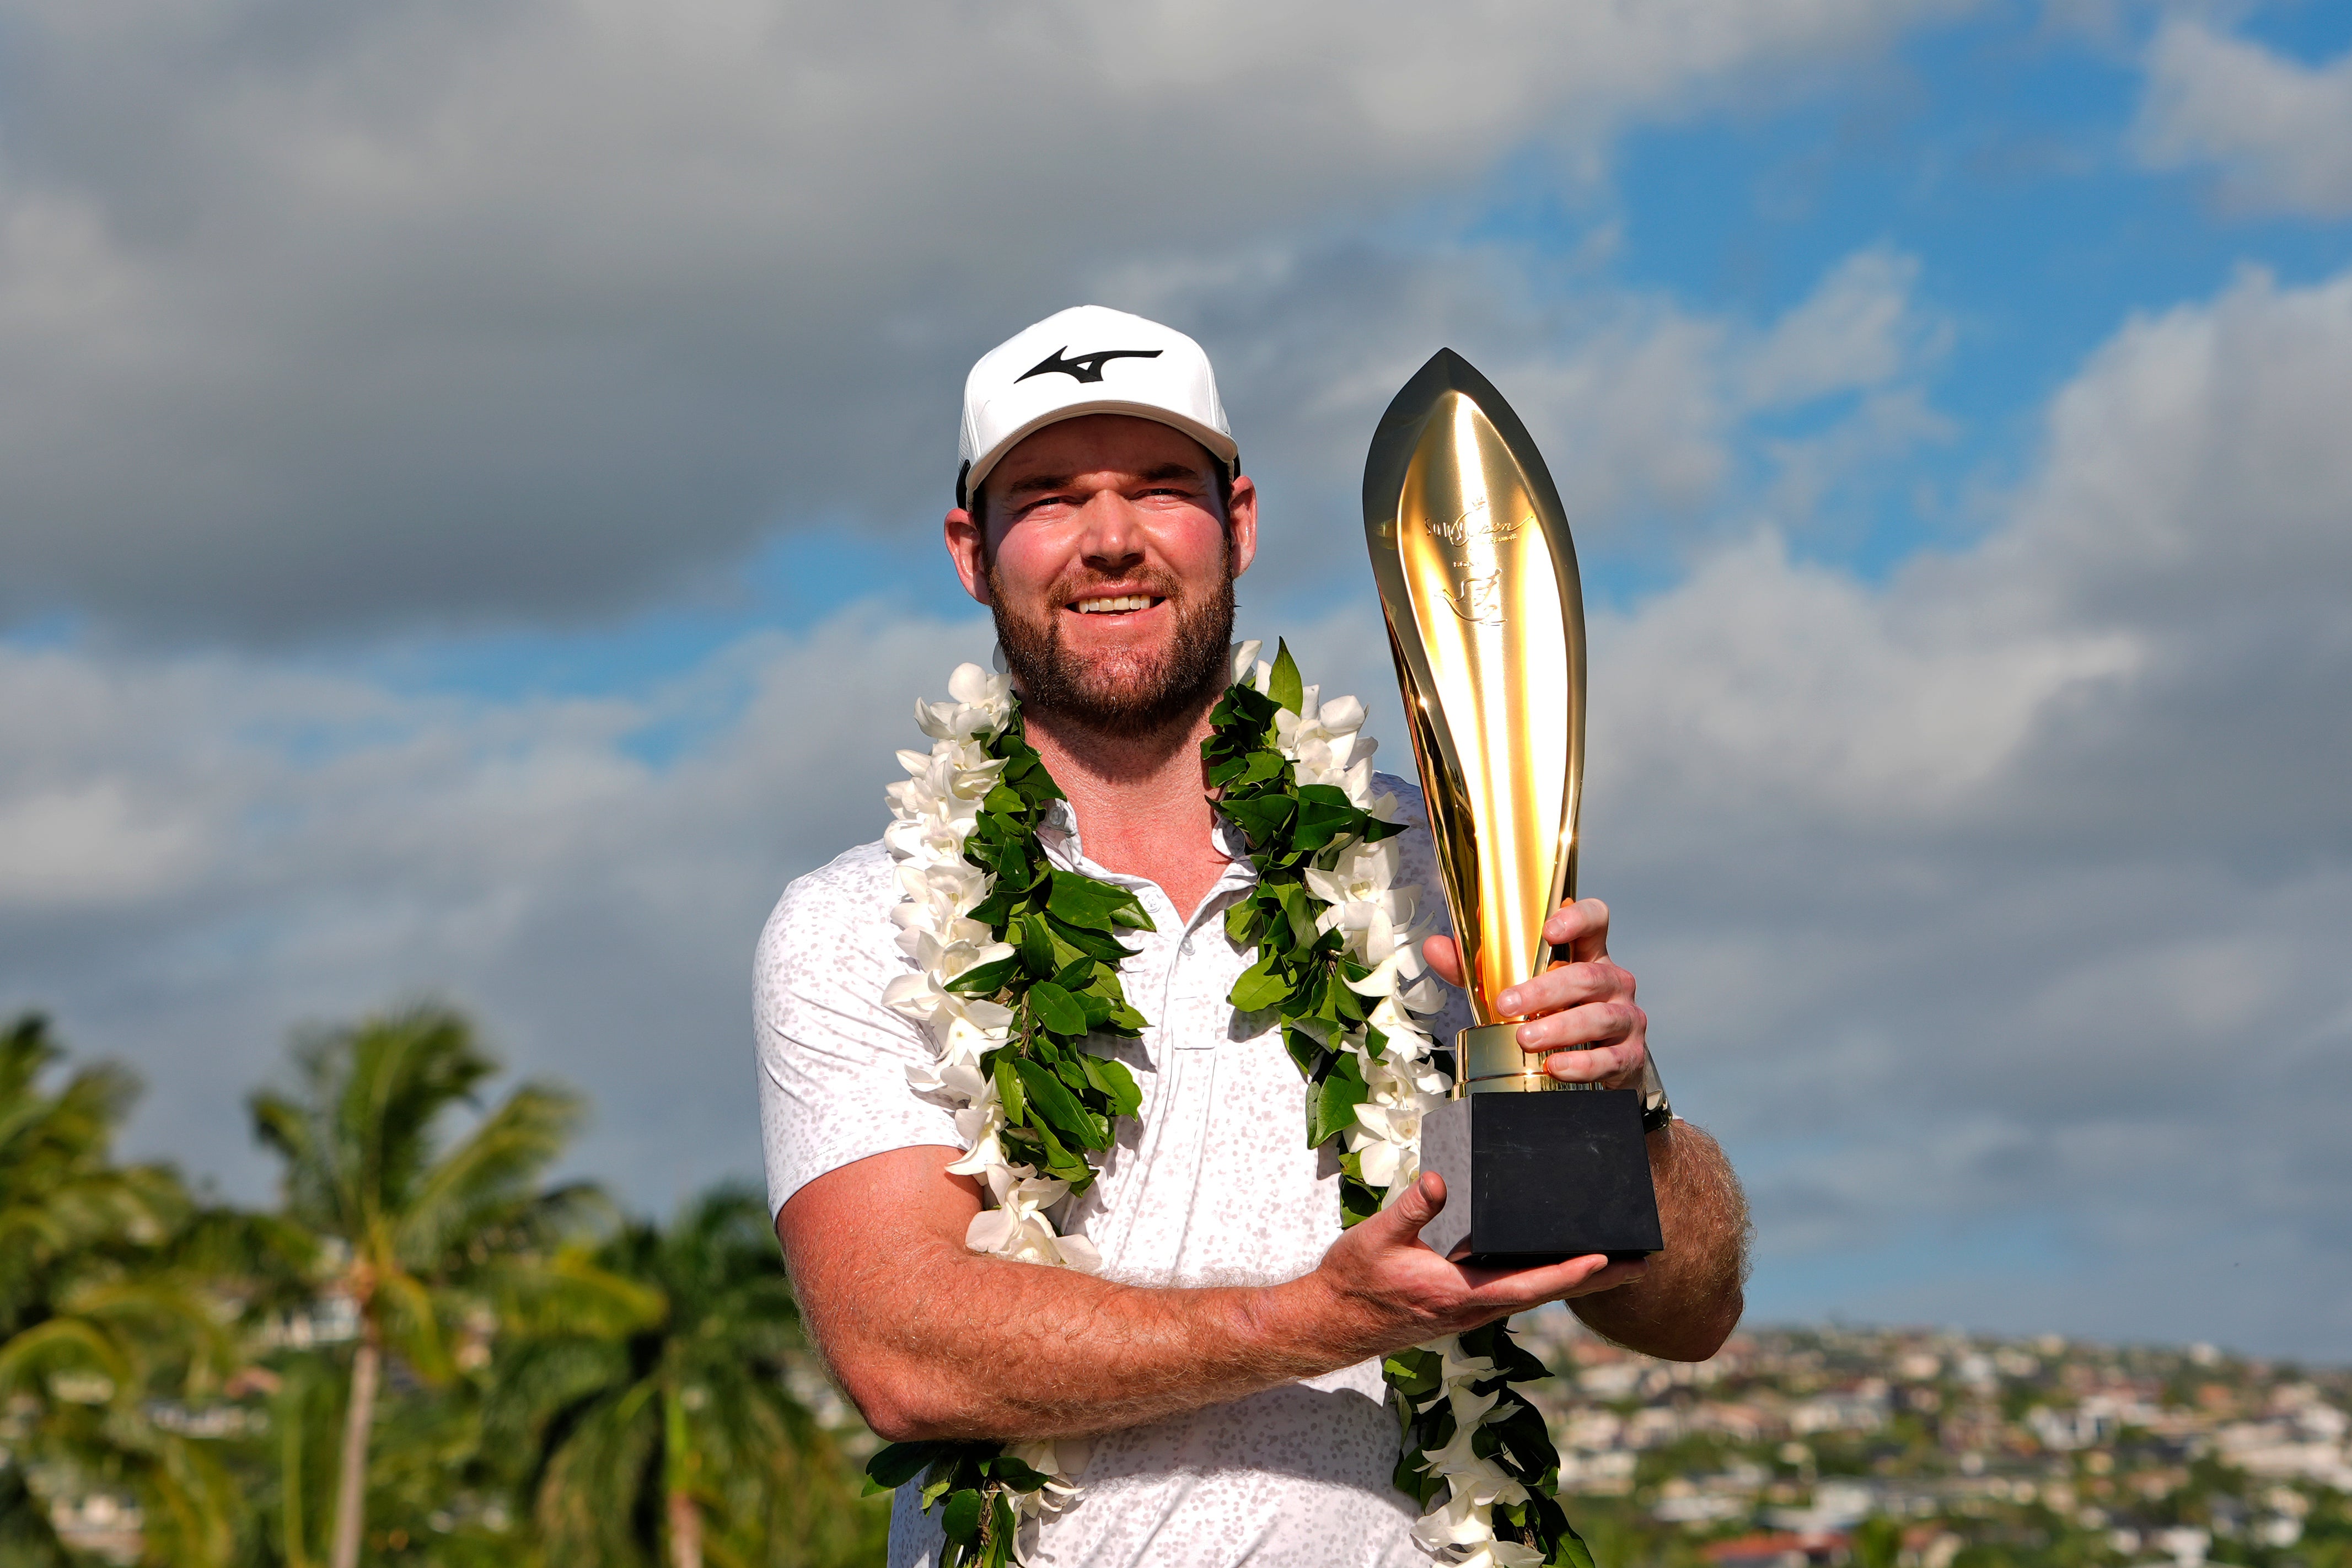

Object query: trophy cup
[1364,349,1665,1264]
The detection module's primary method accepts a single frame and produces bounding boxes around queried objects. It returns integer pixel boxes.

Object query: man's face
[945,414,1258,732]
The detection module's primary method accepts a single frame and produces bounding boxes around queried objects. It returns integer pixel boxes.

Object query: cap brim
[964,401,1241,499]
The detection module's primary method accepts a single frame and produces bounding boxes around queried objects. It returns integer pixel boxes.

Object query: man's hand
[781,1150,1637,1442]
[1421,896,1648,1088]
[1420,894,1749,1362]
[1297,1170,1644,1357]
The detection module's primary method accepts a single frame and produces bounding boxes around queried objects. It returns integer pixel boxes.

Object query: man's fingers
[1496,962,1632,1024]
[1544,1039,1645,1084]
[1540,898,1612,964]
[1420,935,1464,989]
[1463,1253,1646,1308]
[1376,1171,1446,1242]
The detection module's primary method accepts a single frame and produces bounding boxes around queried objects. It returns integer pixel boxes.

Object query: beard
[987,557,1237,733]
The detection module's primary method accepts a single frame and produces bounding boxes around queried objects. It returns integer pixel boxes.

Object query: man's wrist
[1237,1269,1350,1383]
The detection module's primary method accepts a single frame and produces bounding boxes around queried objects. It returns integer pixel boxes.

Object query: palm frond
[0,1315,135,1398]
[476,1247,665,1342]
[373,1268,455,1384]
[392,1081,582,1273]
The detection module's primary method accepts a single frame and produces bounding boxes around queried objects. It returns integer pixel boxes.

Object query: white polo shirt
[755,775,1470,1568]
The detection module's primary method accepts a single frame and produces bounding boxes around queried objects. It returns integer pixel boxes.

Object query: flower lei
[864,642,1594,1568]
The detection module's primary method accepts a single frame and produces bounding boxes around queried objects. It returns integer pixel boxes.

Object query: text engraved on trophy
[1420,498,1535,627]
[1423,498,1528,548]
[1442,570,1505,625]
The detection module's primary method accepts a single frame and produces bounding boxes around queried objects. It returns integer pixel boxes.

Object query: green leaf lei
[868,642,1594,1568]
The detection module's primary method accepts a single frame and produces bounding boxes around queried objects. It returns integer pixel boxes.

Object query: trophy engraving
[1365,349,1663,1263]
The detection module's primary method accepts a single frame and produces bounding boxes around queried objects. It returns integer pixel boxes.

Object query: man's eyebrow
[1000,461,1207,498]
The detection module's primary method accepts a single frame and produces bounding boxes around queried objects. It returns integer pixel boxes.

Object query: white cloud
[0,783,207,908]
[0,608,999,1202]
[0,0,1959,637]
[1151,240,1950,613]
[1572,261,2352,1352]
[1740,250,1944,410]
[7,243,2351,1350]
[2135,18,2352,216]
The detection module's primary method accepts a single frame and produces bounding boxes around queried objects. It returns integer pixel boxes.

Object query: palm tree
[519,1185,886,1568]
[0,1013,241,1567]
[249,1004,654,1568]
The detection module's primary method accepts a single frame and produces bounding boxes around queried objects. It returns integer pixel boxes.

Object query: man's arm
[777,1147,1644,1443]
[1569,1119,1748,1358]
[1426,896,1749,1362]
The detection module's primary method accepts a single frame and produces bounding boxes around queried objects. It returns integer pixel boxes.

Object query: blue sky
[4,0,2351,1356]
[308,2,2352,681]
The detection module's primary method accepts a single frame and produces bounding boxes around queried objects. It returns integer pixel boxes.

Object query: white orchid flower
[943,1006,1011,1061]
[1419,1385,1501,1477]
[966,1167,1088,1266]
[941,1081,1006,1175]
[1364,968,1448,1044]
[1410,1460,1532,1555]
[1329,902,1421,972]
[896,1002,1011,1094]
[1368,1048,1448,1104]
[895,857,992,910]
[883,951,1014,1033]
[1275,688,1376,794]
[918,933,1016,990]
[1348,1107,1415,1191]
[1344,951,1405,998]
[965,1168,1104,1273]
[1006,1437,1091,1519]
[1351,1098,1446,1194]
[1307,842,1418,954]
[1367,999,1442,1059]
[949,660,1014,715]
[1309,834,1398,894]
[1368,1006,1440,1066]
[1348,1045,1445,1196]
[1052,1233,1103,1272]
[915,663,1013,741]
[1313,691,1366,733]
[1228,640,1263,687]
[1436,1336,1500,1386]
[883,765,998,867]
[890,863,996,957]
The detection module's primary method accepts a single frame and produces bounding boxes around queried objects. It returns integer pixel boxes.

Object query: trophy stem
[1457,1023,1570,1096]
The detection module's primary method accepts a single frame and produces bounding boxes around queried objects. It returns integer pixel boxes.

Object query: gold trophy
[1365,349,1664,1263]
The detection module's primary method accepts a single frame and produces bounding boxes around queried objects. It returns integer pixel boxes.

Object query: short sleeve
[754,841,963,1216]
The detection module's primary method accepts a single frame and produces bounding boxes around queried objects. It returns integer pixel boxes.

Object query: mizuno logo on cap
[1017,346,1163,385]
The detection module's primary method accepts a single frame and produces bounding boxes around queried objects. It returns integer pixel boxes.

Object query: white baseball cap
[957,304,1238,508]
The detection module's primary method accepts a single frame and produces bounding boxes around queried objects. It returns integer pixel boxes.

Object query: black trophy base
[1417,1089,1663,1265]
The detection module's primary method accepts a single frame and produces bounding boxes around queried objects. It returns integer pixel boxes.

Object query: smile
[1072,595,1161,614]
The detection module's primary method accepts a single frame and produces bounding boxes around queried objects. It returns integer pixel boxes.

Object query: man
[758,305,1748,1566]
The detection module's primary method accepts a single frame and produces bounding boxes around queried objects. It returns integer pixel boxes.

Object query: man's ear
[1225,475,1259,579]
[944,508,992,605]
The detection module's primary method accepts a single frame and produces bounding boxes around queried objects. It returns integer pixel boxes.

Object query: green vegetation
[0,1010,888,1568]
[14,1002,2352,1568]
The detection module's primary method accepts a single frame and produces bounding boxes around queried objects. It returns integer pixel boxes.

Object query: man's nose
[1075,488,1145,571]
